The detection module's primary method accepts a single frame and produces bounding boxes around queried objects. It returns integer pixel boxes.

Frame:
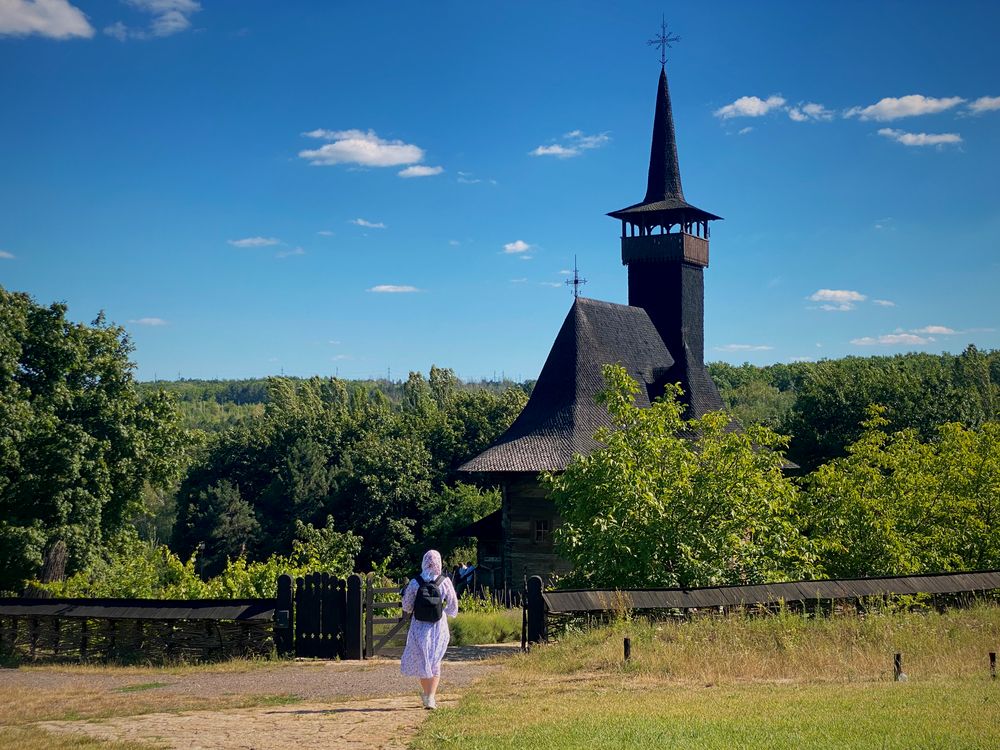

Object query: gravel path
[38,695,460,750]
[4,656,499,702]
[8,645,517,749]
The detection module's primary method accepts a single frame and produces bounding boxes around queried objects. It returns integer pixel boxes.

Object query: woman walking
[401,549,458,709]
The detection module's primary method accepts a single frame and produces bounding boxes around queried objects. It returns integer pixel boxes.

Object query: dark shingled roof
[608,66,721,224]
[458,297,675,473]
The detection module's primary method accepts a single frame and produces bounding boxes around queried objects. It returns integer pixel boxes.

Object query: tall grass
[451,610,522,646]
[520,603,1000,683]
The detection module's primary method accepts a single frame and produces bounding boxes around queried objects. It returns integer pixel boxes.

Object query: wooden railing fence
[524,569,1000,646]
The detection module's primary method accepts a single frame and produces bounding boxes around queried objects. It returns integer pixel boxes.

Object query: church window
[535,519,551,543]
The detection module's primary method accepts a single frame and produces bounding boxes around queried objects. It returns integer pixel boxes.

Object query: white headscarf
[421,549,443,581]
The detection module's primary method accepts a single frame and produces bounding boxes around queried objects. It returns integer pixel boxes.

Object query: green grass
[414,605,1000,749]
[415,680,999,749]
[450,610,522,646]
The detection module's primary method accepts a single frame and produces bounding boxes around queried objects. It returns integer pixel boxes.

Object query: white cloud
[104,0,200,40]
[228,236,280,247]
[788,102,833,122]
[398,165,443,178]
[737,126,753,135]
[967,96,1000,115]
[331,354,353,361]
[911,325,956,335]
[317,230,333,236]
[448,239,460,246]
[351,218,386,229]
[873,299,896,307]
[367,284,420,293]
[129,317,168,326]
[715,344,775,352]
[328,340,341,345]
[808,289,867,311]
[851,333,932,346]
[530,130,610,158]
[539,282,562,288]
[276,246,305,258]
[845,95,965,121]
[299,129,425,167]
[877,128,962,147]
[509,278,528,284]
[714,95,786,119]
[0,250,14,259]
[530,144,578,158]
[503,240,531,254]
[559,269,573,275]
[0,0,93,38]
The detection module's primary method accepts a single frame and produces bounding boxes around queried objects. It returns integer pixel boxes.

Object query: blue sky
[1,1,998,381]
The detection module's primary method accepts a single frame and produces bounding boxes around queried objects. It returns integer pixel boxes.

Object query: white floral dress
[400,574,458,677]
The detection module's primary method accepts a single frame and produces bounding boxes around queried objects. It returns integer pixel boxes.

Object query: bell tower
[608,24,724,416]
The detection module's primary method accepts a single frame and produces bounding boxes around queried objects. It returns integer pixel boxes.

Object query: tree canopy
[0,287,187,593]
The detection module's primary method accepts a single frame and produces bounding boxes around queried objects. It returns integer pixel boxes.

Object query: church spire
[643,65,685,205]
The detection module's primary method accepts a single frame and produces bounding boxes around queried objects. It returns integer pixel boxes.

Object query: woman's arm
[401,579,418,614]
[443,577,459,618]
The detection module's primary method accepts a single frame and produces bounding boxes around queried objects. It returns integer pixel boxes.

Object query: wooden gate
[277,572,343,659]
[364,574,410,658]
[273,573,366,660]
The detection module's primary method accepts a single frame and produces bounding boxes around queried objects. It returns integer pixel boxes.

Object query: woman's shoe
[420,692,429,708]
[425,695,437,710]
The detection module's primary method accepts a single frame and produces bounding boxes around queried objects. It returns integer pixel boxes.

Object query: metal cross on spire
[565,255,588,299]
[647,15,681,66]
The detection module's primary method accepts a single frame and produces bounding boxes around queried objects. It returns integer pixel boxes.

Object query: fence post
[363,573,374,659]
[275,574,294,657]
[526,575,546,645]
[345,574,363,661]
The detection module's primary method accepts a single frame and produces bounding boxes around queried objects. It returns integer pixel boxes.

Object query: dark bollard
[893,653,906,682]
[526,576,546,645]
[624,637,631,662]
[990,652,997,681]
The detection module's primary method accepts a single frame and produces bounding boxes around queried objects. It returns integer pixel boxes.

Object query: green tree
[801,408,1000,577]
[421,482,501,566]
[545,365,813,589]
[0,288,186,593]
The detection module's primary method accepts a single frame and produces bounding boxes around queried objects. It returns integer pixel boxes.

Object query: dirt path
[38,695,458,750]
[11,645,517,749]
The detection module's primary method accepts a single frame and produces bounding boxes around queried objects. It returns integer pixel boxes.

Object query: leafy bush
[546,364,814,589]
[32,519,360,599]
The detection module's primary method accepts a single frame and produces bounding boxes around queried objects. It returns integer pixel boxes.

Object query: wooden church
[459,54,726,590]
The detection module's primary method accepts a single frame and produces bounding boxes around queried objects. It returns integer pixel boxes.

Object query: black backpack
[412,574,447,623]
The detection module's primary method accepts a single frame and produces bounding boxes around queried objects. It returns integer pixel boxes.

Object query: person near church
[400,549,458,709]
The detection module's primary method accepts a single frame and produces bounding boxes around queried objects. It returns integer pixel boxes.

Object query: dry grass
[0,725,161,750]
[6,655,280,676]
[522,604,1000,683]
[0,683,299,726]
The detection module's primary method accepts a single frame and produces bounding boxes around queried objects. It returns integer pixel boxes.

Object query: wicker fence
[0,598,275,661]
